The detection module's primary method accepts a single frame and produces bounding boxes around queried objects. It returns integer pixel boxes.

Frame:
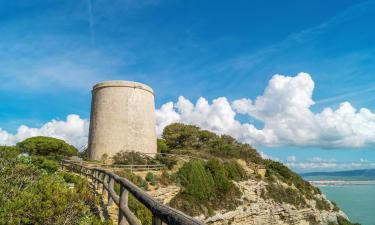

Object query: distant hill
[301,169,375,180]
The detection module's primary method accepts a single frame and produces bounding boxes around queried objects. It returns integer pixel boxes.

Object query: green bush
[145,172,154,182]
[60,171,83,185]
[0,146,20,156]
[223,160,247,181]
[262,183,307,208]
[155,154,177,169]
[171,159,241,216]
[116,170,149,191]
[31,156,59,172]
[162,123,262,164]
[113,151,148,165]
[157,171,175,186]
[177,160,214,201]
[265,160,319,199]
[205,159,233,193]
[16,136,78,157]
[157,139,170,153]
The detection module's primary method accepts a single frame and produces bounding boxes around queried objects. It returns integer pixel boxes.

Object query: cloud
[287,155,297,162]
[1,72,374,151]
[156,72,375,148]
[0,115,89,149]
[285,156,375,172]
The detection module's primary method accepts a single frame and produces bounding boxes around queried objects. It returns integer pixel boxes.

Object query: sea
[307,178,375,225]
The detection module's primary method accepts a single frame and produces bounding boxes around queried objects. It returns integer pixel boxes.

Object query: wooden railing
[102,164,166,171]
[61,160,205,225]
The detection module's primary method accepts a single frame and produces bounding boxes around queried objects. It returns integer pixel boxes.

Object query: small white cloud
[0,114,89,148]
[287,155,297,162]
[359,158,368,162]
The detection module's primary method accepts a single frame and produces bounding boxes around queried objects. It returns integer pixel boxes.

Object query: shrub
[145,172,154,182]
[265,160,319,199]
[205,159,233,193]
[16,136,78,157]
[31,156,59,172]
[113,151,148,165]
[176,160,214,201]
[263,183,307,208]
[60,172,83,185]
[157,139,170,153]
[223,160,247,181]
[155,154,177,169]
[116,170,149,191]
[157,171,175,186]
[0,146,20,156]
[171,159,241,216]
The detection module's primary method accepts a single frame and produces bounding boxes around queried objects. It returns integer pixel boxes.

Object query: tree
[162,123,201,149]
[157,139,170,153]
[16,136,78,157]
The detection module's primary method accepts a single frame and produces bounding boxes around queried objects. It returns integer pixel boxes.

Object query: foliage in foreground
[0,146,106,225]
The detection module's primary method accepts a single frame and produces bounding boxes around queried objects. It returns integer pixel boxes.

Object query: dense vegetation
[17,136,78,158]
[0,140,108,225]
[162,123,262,164]
[169,159,243,216]
[156,123,360,225]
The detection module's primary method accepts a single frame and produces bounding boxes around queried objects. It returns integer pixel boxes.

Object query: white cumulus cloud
[156,72,375,148]
[1,72,374,150]
[0,115,89,148]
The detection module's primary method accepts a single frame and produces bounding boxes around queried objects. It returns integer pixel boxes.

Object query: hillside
[131,123,360,225]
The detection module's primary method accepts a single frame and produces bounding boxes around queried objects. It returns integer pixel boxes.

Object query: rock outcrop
[203,180,348,225]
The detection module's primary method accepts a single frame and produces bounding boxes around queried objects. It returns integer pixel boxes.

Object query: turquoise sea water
[319,184,375,225]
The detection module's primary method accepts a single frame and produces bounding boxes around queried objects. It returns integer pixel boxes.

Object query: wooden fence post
[152,215,162,225]
[108,177,114,206]
[102,174,108,196]
[118,185,128,225]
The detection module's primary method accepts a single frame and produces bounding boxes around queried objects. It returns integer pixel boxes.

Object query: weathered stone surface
[202,180,348,225]
[88,80,157,160]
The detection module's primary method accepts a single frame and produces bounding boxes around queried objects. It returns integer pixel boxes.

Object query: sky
[0,0,375,172]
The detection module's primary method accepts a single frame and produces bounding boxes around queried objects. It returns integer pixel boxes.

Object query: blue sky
[0,0,375,172]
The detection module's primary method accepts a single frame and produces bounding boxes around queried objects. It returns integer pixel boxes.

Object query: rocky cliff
[148,170,349,225]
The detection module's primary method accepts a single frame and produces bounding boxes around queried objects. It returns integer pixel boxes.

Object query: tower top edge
[93,80,154,94]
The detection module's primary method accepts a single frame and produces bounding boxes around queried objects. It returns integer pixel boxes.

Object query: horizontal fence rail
[61,160,205,225]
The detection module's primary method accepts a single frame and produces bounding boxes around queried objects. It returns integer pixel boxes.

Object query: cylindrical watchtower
[88,80,156,160]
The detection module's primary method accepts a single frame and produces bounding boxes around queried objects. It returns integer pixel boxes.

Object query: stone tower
[87,80,157,160]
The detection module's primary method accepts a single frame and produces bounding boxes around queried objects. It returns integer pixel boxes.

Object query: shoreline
[308,180,375,186]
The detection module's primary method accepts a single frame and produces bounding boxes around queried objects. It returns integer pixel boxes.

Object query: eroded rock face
[148,185,181,204]
[148,178,349,225]
[203,180,348,225]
